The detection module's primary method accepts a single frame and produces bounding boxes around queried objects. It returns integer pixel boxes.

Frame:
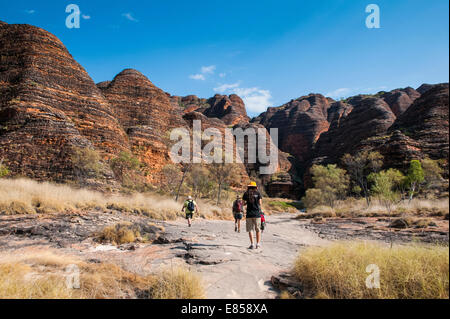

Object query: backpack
[187,200,195,212]
[233,200,243,213]
[247,189,258,205]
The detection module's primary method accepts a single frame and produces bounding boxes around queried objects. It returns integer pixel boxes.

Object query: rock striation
[98,69,188,181]
[172,94,250,126]
[0,22,128,184]
[252,94,332,167]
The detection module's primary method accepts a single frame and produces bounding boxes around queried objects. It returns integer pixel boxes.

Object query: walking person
[242,182,263,249]
[232,195,244,233]
[181,196,198,227]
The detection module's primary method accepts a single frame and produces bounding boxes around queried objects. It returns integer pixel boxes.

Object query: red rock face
[354,84,449,174]
[313,96,397,165]
[379,87,420,117]
[181,111,250,186]
[0,22,129,184]
[98,69,188,182]
[389,83,449,161]
[173,94,250,126]
[252,94,332,165]
[310,84,449,175]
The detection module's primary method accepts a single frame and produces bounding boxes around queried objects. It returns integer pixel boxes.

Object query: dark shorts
[234,212,243,220]
[185,212,193,219]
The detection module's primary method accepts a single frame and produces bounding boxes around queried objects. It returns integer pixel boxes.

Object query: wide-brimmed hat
[247,181,257,188]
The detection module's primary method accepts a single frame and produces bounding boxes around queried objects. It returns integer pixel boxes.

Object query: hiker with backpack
[242,181,263,249]
[181,196,198,227]
[232,195,244,233]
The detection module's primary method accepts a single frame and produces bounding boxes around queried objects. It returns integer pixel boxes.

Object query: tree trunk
[175,171,187,202]
[216,182,222,206]
[408,183,416,203]
[361,179,371,208]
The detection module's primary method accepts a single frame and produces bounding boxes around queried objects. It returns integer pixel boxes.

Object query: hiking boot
[248,244,255,249]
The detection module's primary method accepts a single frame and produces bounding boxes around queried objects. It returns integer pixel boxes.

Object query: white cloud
[219,73,226,78]
[189,65,216,81]
[122,13,139,22]
[214,82,240,93]
[214,82,272,114]
[234,87,272,114]
[189,74,206,81]
[327,86,390,99]
[201,65,216,74]
[326,88,353,99]
[82,14,91,20]
[25,10,35,14]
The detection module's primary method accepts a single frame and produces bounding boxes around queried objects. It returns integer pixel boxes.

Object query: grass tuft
[293,242,449,299]
[0,251,205,299]
[149,267,205,299]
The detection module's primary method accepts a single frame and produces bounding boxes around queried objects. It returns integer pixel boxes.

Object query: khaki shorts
[246,218,261,232]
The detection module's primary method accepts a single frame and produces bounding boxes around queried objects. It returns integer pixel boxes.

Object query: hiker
[242,181,263,249]
[232,195,244,233]
[181,196,198,227]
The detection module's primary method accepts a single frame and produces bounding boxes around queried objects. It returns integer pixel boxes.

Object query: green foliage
[208,161,241,205]
[352,185,362,196]
[421,158,443,187]
[303,164,349,208]
[0,159,9,178]
[186,165,215,199]
[405,160,425,201]
[71,147,103,181]
[302,188,324,209]
[110,151,142,186]
[368,168,404,213]
[342,151,384,206]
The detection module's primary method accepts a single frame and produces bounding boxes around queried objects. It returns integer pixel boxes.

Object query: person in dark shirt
[242,181,262,249]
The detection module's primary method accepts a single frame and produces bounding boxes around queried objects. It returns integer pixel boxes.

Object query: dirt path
[157,214,325,299]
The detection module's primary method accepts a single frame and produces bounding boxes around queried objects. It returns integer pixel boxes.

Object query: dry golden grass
[0,251,204,299]
[96,223,140,245]
[263,198,303,214]
[298,198,449,219]
[0,178,228,220]
[293,242,449,299]
[279,290,296,299]
[296,206,336,220]
[149,267,205,299]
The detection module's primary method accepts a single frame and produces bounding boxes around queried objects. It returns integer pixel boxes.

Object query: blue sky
[1,0,448,116]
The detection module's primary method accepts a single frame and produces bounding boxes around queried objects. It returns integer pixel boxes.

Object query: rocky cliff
[0,21,291,193]
[252,94,332,166]
[254,84,448,192]
[172,93,250,126]
[312,84,449,170]
[358,83,449,171]
[313,95,397,165]
[0,22,129,185]
[98,69,188,182]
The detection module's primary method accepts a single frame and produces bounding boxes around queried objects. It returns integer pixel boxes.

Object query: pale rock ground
[155,214,326,299]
